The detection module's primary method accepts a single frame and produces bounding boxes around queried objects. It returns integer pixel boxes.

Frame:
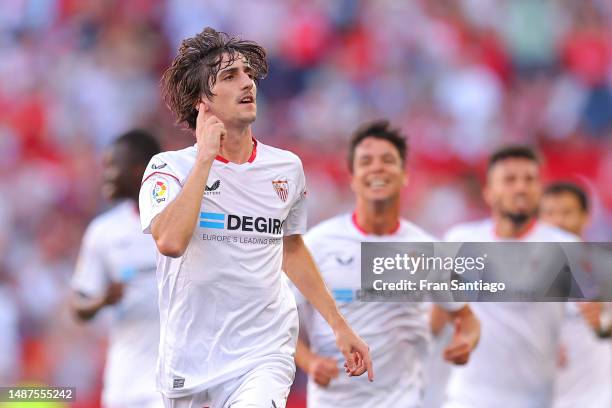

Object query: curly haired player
[139,27,372,408]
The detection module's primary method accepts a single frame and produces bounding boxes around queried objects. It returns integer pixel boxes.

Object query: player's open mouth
[367,178,388,189]
[239,95,255,104]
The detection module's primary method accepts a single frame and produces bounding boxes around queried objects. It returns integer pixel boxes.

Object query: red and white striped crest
[272,180,289,202]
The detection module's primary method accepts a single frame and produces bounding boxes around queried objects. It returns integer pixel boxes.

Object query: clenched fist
[308,355,339,387]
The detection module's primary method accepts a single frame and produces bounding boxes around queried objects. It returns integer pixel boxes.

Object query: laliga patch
[151,178,169,206]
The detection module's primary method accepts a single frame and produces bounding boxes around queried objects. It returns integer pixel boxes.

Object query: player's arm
[150,103,224,258]
[440,304,480,365]
[71,282,124,321]
[283,234,374,381]
[295,337,339,387]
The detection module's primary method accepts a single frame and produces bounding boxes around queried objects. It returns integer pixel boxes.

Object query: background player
[139,28,372,408]
[443,146,578,407]
[293,120,480,407]
[540,182,612,408]
[71,129,162,408]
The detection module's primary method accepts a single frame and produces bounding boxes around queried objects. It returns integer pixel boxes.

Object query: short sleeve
[139,156,182,233]
[72,223,109,298]
[283,160,307,236]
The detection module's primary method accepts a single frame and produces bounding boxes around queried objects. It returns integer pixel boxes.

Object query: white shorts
[162,361,295,408]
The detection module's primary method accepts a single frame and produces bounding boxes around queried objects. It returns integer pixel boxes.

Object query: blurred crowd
[1,0,612,406]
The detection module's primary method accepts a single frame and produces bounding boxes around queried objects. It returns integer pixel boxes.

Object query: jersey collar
[351,212,401,236]
[215,138,258,164]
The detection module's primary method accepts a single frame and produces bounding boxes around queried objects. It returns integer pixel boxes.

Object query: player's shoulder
[398,219,438,241]
[306,214,349,240]
[144,146,197,181]
[84,202,129,241]
[304,214,350,253]
[534,221,580,242]
[257,141,303,167]
[444,219,492,241]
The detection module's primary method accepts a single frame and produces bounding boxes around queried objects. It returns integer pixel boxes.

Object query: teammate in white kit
[71,130,162,408]
[140,28,372,408]
[443,146,578,408]
[293,120,480,407]
[540,182,612,408]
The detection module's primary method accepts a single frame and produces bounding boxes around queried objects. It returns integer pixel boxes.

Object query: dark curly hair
[161,27,268,130]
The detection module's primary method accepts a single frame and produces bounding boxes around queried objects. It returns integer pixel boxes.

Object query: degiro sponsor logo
[199,212,284,234]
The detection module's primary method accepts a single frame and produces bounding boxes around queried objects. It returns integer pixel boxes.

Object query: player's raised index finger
[196,102,206,123]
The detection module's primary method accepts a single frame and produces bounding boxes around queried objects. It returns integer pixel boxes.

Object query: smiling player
[293,120,480,407]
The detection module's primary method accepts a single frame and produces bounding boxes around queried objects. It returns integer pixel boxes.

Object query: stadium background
[1,0,611,406]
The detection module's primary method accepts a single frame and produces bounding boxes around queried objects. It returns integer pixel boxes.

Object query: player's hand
[195,102,225,162]
[443,317,479,365]
[334,322,374,381]
[578,302,602,332]
[103,281,124,306]
[308,355,339,387]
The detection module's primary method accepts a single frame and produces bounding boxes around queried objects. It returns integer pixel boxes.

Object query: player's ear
[195,97,209,112]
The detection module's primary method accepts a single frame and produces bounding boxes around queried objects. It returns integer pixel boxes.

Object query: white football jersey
[139,140,307,398]
[72,201,160,406]
[295,213,464,408]
[553,306,612,407]
[443,219,578,408]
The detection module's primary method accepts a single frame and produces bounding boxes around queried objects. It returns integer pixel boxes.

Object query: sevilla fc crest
[272,180,289,202]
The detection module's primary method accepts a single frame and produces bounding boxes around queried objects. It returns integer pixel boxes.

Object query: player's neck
[218,126,254,164]
[493,214,537,238]
[354,199,400,235]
